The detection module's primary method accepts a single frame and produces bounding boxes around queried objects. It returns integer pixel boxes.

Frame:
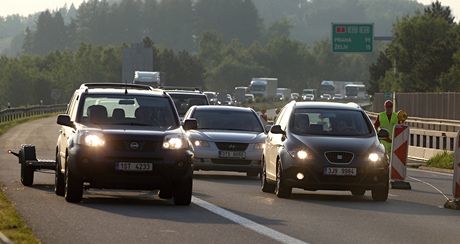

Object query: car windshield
[192,109,264,132]
[78,94,178,129]
[169,93,208,116]
[290,108,373,137]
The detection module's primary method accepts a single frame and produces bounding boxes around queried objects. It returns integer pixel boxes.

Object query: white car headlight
[163,135,188,150]
[368,153,381,163]
[193,140,210,148]
[77,131,105,147]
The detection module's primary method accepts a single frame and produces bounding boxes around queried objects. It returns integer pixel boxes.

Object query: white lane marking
[408,168,453,177]
[192,196,308,244]
[408,176,450,200]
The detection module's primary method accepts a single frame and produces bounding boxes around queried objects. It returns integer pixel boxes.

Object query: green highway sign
[332,23,373,53]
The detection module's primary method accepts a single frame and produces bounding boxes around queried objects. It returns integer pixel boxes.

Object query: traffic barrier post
[390,124,412,189]
[445,130,460,210]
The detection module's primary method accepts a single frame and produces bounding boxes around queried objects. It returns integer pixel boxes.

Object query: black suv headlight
[163,135,189,150]
[368,152,385,164]
[77,131,105,147]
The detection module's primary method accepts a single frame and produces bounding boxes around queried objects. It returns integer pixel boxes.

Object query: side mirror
[270,125,285,135]
[183,119,198,131]
[377,129,390,139]
[264,125,272,134]
[57,114,73,127]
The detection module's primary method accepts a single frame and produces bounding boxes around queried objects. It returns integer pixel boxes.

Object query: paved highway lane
[1,117,460,244]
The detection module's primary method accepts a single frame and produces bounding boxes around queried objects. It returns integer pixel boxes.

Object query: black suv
[55,83,197,205]
[165,88,209,120]
[262,101,389,201]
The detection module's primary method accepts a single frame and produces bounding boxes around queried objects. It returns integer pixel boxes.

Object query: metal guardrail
[0,104,67,124]
[366,111,458,161]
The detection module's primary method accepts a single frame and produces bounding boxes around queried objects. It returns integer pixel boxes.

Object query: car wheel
[351,188,366,196]
[173,169,193,206]
[275,160,291,198]
[261,159,275,193]
[55,153,65,196]
[64,161,83,203]
[159,190,173,199]
[372,179,389,202]
[20,161,34,186]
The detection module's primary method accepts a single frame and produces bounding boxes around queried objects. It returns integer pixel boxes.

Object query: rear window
[78,94,178,130]
[192,109,264,132]
[169,93,209,116]
[290,108,373,137]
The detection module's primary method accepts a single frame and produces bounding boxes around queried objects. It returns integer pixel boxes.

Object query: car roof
[78,88,165,97]
[193,105,253,112]
[293,101,362,111]
[166,90,205,95]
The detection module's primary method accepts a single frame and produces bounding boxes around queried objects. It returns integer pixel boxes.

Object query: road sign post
[445,130,460,210]
[332,23,373,53]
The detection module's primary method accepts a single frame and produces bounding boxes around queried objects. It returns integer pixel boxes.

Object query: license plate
[324,167,357,176]
[218,151,246,159]
[116,162,153,172]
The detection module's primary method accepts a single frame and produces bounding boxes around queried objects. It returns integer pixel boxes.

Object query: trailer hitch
[7,150,19,158]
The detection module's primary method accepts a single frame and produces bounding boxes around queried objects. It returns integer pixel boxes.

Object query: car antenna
[124,80,128,95]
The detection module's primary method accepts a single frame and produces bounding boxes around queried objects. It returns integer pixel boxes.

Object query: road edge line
[0,231,13,244]
[192,196,307,244]
[408,168,453,177]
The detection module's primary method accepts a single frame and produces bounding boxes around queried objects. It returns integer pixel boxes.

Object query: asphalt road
[1,117,459,244]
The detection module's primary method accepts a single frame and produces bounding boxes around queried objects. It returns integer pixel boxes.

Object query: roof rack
[80,83,154,91]
[159,86,202,92]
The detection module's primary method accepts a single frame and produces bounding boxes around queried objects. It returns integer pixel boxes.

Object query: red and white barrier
[453,130,460,199]
[390,124,411,189]
[445,130,460,209]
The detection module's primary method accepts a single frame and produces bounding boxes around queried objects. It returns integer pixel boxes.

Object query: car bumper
[192,148,262,172]
[281,154,389,191]
[67,145,193,190]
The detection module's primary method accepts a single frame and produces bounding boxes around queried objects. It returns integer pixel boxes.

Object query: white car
[184,106,267,176]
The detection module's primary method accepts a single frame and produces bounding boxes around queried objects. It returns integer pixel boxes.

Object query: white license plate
[116,162,153,172]
[218,151,246,159]
[324,167,357,176]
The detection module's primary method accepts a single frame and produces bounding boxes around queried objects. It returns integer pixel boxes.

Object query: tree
[424,0,455,25]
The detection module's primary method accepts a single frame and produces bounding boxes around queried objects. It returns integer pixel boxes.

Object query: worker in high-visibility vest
[374,100,398,154]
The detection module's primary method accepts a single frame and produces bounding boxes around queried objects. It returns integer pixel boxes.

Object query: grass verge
[0,115,56,244]
[426,151,455,169]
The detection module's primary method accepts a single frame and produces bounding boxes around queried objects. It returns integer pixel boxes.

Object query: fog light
[296,173,304,180]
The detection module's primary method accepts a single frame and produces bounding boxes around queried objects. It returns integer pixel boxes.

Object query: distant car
[332,94,344,100]
[217,94,233,105]
[204,91,218,105]
[245,94,255,103]
[290,93,300,101]
[302,94,315,101]
[320,94,332,101]
[55,83,196,205]
[184,106,267,176]
[166,90,209,120]
[261,101,389,201]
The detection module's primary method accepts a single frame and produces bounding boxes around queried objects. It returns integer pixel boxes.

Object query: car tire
[159,190,173,199]
[275,160,291,198]
[20,161,34,186]
[372,179,389,202]
[173,169,193,206]
[351,189,366,196]
[261,159,275,193]
[55,153,65,196]
[64,161,83,203]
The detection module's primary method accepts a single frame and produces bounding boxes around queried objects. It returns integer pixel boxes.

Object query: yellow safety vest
[379,112,398,154]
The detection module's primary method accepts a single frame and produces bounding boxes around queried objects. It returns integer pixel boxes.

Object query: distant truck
[320,80,365,97]
[133,71,161,87]
[276,88,291,101]
[249,78,278,100]
[233,86,248,104]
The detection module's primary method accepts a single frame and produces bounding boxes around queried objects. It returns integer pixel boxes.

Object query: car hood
[290,134,381,155]
[76,124,182,137]
[188,130,266,143]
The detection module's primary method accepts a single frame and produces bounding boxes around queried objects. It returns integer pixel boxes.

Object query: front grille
[325,152,354,164]
[215,142,248,151]
[106,138,162,152]
[212,159,252,165]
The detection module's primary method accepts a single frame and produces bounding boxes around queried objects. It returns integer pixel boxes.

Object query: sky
[0,0,459,20]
